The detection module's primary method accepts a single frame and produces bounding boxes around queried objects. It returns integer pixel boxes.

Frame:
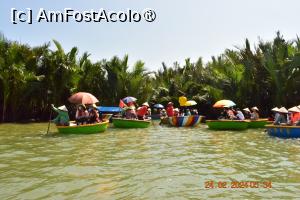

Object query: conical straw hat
[288,106,300,113]
[243,108,250,112]
[251,106,259,111]
[58,105,68,112]
[278,107,288,114]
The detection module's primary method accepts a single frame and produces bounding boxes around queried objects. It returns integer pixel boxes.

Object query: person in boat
[269,107,279,121]
[75,104,89,125]
[242,108,251,119]
[166,102,174,117]
[218,108,228,119]
[179,108,184,117]
[191,109,198,115]
[125,102,137,119]
[51,104,70,126]
[147,107,152,119]
[160,109,167,117]
[137,102,150,120]
[185,109,191,116]
[274,107,288,125]
[88,104,102,123]
[174,108,179,116]
[250,107,259,120]
[226,107,236,120]
[236,108,245,120]
[287,106,300,125]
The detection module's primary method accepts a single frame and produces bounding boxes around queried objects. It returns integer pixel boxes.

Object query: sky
[1,0,300,71]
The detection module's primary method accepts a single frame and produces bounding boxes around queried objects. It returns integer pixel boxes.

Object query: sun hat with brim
[278,107,288,114]
[252,106,259,111]
[167,102,173,105]
[142,102,149,107]
[271,107,279,112]
[243,108,250,112]
[288,106,300,113]
[58,105,68,112]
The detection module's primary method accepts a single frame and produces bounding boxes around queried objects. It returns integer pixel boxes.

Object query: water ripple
[1,123,300,199]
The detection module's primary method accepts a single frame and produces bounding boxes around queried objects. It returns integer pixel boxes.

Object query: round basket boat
[246,118,269,128]
[112,118,151,128]
[168,115,204,127]
[206,120,249,130]
[56,121,109,134]
[265,125,300,138]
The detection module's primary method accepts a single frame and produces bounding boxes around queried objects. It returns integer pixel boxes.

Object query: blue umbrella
[153,104,164,109]
[122,96,137,103]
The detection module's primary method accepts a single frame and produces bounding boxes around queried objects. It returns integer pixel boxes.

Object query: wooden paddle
[46,109,52,135]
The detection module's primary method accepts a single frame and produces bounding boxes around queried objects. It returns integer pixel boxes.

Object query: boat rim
[112,118,151,123]
[56,120,109,129]
[206,120,249,123]
[265,125,300,129]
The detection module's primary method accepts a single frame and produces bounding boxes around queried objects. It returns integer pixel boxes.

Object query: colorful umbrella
[213,100,236,108]
[68,92,99,104]
[153,104,164,109]
[184,100,197,106]
[122,96,137,103]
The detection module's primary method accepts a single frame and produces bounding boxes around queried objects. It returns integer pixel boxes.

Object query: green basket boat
[246,118,269,128]
[206,120,249,130]
[112,118,151,128]
[56,121,109,134]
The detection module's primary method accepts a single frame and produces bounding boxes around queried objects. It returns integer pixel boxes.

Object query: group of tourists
[165,102,198,117]
[271,106,300,126]
[75,104,102,125]
[218,106,260,120]
[121,102,151,120]
[51,104,102,126]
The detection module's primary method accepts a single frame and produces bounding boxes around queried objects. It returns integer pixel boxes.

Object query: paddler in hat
[51,104,70,126]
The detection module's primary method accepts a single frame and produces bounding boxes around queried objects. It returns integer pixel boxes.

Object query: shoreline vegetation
[0,31,299,123]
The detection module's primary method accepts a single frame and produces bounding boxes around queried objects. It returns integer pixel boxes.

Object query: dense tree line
[0,31,299,122]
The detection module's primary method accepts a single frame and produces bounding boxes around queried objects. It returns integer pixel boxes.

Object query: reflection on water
[1,123,300,199]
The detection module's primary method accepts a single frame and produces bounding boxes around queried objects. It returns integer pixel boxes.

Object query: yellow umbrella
[179,96,187,106]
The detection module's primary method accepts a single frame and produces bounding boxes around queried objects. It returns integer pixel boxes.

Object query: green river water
[1,122,300,199]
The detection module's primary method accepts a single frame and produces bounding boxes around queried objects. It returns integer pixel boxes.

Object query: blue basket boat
[265,125,300,138]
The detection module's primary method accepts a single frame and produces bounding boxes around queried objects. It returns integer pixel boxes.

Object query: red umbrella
[68,92,99,104]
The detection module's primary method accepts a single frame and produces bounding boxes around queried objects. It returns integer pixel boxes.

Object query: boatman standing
[51,104,70,126]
